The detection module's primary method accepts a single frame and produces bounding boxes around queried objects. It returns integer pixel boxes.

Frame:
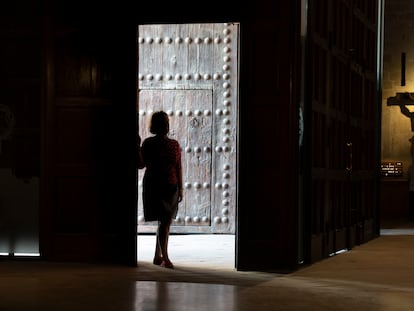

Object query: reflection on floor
[0,223,414,310]
[135,281,240,311]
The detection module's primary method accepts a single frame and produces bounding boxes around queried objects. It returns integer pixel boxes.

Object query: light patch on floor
[381,228,414,235]
[137,234,235,270]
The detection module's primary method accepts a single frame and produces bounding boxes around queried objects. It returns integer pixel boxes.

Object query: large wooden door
[137,23,239,234]
[41,19,137,264]
[306,0,379,262]
[138,90,213,231]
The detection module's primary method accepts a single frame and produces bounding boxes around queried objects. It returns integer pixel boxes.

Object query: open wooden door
[306,0,379,263]
[41,18,137,264]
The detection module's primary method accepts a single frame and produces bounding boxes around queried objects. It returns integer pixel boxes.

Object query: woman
[138,111,183,268]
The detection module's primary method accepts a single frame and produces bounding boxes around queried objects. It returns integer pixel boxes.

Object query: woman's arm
[177,143,183,202]
[137,135,145,169]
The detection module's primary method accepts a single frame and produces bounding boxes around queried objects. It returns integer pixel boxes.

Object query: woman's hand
[136,134,145,169]
[178,189,183,202]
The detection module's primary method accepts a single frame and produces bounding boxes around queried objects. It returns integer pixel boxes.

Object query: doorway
[136,23,239,266]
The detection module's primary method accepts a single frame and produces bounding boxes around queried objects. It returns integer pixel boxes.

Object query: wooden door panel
[138,90,213,228]
[42,20,137,264]
[47,102,109,261]
[180,92,213,227]
[137,23,239,234]
[54,177,97,234]
[56,107,95,165]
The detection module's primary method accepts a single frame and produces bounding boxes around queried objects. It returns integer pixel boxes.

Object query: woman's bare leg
[153,222,163,265]
[158,219,173,268]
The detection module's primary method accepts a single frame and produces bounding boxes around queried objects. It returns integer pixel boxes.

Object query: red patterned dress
[141,135,182,222]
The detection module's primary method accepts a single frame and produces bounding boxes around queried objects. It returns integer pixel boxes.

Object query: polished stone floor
[1,225,414,311]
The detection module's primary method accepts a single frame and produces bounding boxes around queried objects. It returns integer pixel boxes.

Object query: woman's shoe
[153,256,163,265]
[161,260,174,269]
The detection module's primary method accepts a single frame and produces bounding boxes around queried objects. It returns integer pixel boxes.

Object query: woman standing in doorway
[138,111,183,268]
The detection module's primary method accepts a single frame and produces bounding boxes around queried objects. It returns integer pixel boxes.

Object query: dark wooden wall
[0,16,41,179]
[305,0,380,263]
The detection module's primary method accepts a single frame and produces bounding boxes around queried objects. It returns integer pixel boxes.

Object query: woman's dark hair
[150,111,169,135]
